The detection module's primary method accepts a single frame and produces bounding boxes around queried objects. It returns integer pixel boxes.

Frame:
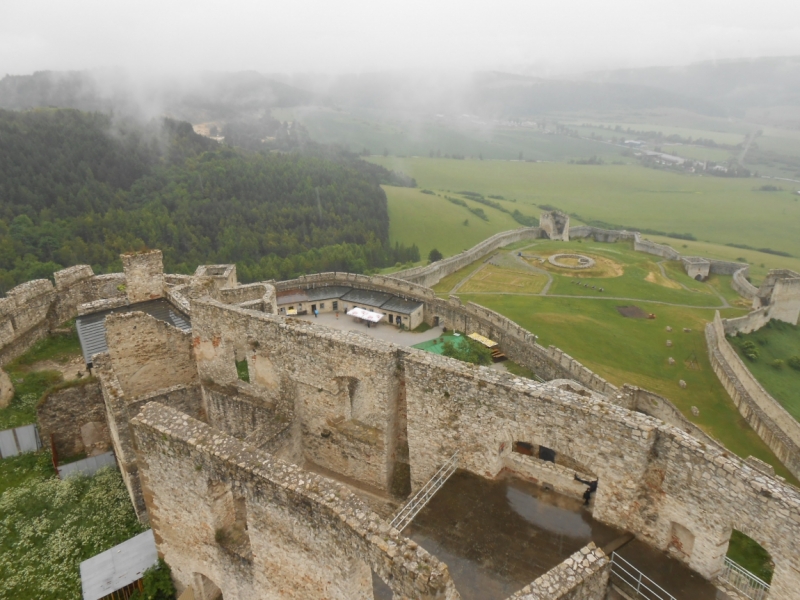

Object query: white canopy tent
[346,307,384,323]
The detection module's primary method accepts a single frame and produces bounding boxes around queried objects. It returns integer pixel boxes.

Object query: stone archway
[194,573,222,600]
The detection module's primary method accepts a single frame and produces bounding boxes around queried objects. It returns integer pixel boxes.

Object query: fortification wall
[706,313,800,479]
[105,312,198,399]
[616,385,720,449]
[569,226,636,244]
[271,272,618,396]
[708,259,749,276]
[36,379,110,459]
[122,250,164,303]
[191,298,404,494]
[0,266,126,365]
[769,276,800,324]
[131,402,460,600]
[391,227,540,288]
[722,307,771,335]
[732,267,758,299]
[632,234,681,260]
[509,544,609,600]
[399,350,800,595]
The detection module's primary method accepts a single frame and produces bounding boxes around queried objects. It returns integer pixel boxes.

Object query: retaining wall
[706,312,800,479]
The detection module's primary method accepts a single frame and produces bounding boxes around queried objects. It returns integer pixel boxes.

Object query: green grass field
[375,158,800,260]
[421,237,798,481]
[729,321,800,421]
[386,186,526,259]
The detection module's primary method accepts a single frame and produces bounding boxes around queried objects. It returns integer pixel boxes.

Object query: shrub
[129,559,176,600]
[788,356,800,371]
[441,338,493,366]
[771,359,784,370]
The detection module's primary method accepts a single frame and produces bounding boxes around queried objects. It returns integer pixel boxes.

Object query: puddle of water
[372,469,726,600]
[401,470,622,600]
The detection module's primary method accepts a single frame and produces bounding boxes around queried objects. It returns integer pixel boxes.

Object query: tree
[428,248,443,263]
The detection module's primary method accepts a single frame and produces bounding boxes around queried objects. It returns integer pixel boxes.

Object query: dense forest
[0,108,418,292]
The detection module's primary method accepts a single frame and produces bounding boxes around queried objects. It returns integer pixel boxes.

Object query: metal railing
[719,557,770,600]
[389,451,459,532]
[610,553,676,600]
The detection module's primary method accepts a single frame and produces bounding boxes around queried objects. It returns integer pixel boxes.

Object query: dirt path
[656,260,731,308]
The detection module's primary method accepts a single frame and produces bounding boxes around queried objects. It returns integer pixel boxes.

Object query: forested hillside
[0,108,418,292]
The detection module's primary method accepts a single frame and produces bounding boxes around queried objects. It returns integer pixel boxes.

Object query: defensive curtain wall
[2,244,799,597]
[124,289,800,598]
[707,312,800,479]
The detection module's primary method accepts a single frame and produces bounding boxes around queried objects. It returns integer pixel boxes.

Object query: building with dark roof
[275,285,423,328]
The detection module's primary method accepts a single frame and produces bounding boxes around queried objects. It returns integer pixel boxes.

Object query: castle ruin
[3,240,800,599]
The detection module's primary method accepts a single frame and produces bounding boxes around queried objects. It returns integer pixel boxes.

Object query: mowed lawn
[460,293,796,482]
[373,157,800,259]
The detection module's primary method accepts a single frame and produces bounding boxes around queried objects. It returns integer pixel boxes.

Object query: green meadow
[729,321,800,421]
[374,157,800,261]
[394,205,797,480]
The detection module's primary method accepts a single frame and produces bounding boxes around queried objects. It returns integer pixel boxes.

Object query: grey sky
[2,0,799,76]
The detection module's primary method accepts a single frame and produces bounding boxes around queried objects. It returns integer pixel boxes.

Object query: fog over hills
[2,56,798,123]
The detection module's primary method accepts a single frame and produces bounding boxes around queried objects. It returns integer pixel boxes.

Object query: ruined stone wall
[122,250,164,303]
[36,379,110,459]
[706,313,800,479]
[400,349,800,596]
[191,298,404,494]
[722,307,771,335]
[632,234,681,260]
[768,275,800,324]
[105,312,198,399]
[131,402,460,600]
[0,267,126,365]
[391,227,541,288]
[509,544,609,600]
[707,259,750,276]
[270,273,618,396]
[732,267,758,299]
[616,385,720,449]
[568,227,636,244]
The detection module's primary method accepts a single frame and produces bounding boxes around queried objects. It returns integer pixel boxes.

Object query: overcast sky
[2,0,800,77]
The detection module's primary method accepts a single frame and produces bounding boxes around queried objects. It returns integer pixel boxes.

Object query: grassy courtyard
[421,238,797,482]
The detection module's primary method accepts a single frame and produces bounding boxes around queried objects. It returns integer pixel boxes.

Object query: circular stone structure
[548,253,596,269]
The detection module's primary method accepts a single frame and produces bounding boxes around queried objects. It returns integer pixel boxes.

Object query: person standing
[574,474,598,506]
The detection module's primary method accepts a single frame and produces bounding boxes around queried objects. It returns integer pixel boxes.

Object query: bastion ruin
[2,228,800,599]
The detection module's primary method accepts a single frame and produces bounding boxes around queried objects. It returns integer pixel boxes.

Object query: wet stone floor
[373,470,726,600]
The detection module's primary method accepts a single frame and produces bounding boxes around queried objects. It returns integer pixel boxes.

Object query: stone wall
[36,379,110,459]
[732,267,758,299]
[391,227,541,288]
[273,273,618,396]
[616,385,720,449]
[0,266,126,365]
[131,402,461,600]
[398,349,800,597]
[509,544,609,600]
[632,234,681,260]
[722,307,770,335]
[569,227,636,244]
[122,250,164,303]
[191,298,405,494]
[706,312,800,479]
[105,312,198,399]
